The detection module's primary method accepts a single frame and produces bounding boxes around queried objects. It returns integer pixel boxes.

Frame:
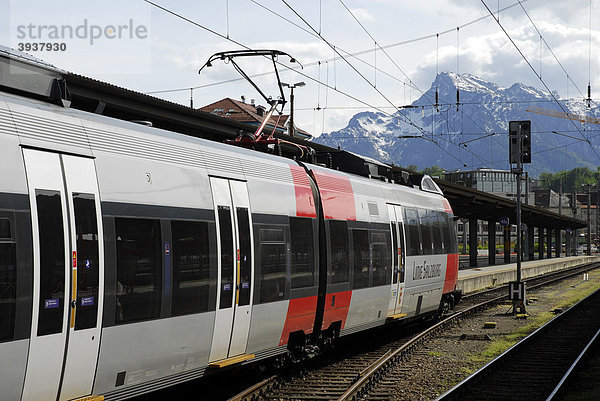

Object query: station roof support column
[538,227,545,260]
[488,219,496,266]
[503,226,511,264]
[546,229,552,259]
[469,219,478,268]
[527,225,535,261]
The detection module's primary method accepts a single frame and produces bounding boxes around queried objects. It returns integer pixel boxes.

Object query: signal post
[508,120,531,315]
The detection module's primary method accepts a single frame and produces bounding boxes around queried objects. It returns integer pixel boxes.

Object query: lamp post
[281,81,305,137]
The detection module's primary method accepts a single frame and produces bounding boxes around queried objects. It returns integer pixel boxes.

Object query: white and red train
[0,81,459,400]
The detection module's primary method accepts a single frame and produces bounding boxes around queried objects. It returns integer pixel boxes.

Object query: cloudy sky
[2,0,599,136]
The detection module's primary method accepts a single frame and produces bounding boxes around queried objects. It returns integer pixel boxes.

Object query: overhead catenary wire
[144,0,593,171]
[279,0,428,134]
[142,1,418,129]
[335,0,499,168]
[144,0,547,168]
[481,0,600,161]
[144,0,493,170]
[516,0,590,104]
[146,0,529,97]
[147,0,545,168]
[282,0,487,167]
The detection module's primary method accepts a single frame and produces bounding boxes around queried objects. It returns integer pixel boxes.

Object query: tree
[421,165,445,177]
[537,167,599,193]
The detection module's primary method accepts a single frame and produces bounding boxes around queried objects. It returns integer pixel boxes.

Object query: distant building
[200,97,312,140]
[534,188,573,210]
[444,169,598,250]
[443,168,531,203]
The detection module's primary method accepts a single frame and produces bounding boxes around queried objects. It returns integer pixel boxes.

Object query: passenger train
[0,73,459,400]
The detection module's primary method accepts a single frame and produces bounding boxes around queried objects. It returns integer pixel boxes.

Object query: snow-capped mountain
[314,72,600,175]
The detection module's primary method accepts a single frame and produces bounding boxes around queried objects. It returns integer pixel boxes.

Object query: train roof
[0,46,587,229]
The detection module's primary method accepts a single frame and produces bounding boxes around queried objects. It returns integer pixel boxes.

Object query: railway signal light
[521,121,531,163]
[508,120,532,166]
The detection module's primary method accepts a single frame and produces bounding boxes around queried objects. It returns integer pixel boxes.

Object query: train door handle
[70,300,77,309]
[331,295,335,307]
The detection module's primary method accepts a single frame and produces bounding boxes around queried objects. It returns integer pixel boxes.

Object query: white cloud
[349,8,375,22]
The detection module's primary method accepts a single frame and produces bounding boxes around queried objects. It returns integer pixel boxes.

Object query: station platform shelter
[436,179,588,269]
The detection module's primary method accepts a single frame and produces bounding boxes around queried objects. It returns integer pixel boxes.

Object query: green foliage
[421,165,446,177]
[538,167,600,193]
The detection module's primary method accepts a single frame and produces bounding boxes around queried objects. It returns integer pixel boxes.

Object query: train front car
[384,176,460,320]
[299,165,461,350]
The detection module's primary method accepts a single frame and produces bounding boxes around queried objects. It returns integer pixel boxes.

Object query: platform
[456,255,600,294]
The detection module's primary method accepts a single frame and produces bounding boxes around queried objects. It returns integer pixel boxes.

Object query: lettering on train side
[411,260,442,281]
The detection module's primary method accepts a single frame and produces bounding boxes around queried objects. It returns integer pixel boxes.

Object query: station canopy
[436,178,586,230]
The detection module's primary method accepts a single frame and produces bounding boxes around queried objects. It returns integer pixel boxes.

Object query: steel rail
[546,326,600,400]
[337,261,600,401]
[226,375,278,401]
[228,261,600,401]
[436,287,600,401]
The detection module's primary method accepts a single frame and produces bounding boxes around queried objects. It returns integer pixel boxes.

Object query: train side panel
[0,97,31,401]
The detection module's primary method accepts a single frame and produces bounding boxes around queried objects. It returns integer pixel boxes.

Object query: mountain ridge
[313,72,600,176]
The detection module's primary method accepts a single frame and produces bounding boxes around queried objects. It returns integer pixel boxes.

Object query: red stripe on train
[321,290,352,331]
[290,165,317,218]
[442,198,453,214]
[443,253,459,293]
[279,295,318,346]
[311,170,356,221]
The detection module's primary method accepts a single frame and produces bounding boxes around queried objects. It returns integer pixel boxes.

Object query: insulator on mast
[456,89,460,112]
[435,88,439,112]
[587,84,592,108]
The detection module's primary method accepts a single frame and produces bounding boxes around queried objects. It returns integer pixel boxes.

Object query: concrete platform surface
[456,255,600,294]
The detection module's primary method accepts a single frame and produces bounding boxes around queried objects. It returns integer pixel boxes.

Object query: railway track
[228,262,600,401]
[457,260,600,310]
[437,287,600,401]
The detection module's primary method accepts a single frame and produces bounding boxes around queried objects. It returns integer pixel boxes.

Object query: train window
[237,208,252,306]
[290,217,314,289]
[391,223,398,284]
[372,231,391,286]
[36,190,66,336]
[261,228,284,242]
[418,209,433,255]
[329,221,349,284]
[259,226,286,303]
[444,214,459,254]
[398,223,406,283]
[218,206,234,309]
[403,208,422,256]
[0,217,16,341]
[0,218,10,239]
[352,229,370,289]
[171,220,211,316]
[73,193,100,331]
[115,218,162,324]
[432,211,444,254]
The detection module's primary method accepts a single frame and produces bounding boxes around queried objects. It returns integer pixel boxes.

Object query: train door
[21,149,104,401]
[209,177,254,363]
[387,204,406,317]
